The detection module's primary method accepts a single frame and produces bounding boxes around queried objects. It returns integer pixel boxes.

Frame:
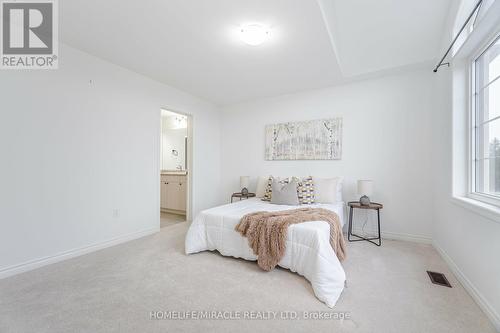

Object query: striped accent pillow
[297,176,315,204]
[262,176,280,201]
[262,177,272,201]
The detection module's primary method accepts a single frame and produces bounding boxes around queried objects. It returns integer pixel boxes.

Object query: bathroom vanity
[160,171,187,215]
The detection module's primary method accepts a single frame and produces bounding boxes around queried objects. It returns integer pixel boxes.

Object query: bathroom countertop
[161,170,188,176]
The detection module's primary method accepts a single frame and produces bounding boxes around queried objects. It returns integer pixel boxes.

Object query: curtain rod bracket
[433,63,450,73]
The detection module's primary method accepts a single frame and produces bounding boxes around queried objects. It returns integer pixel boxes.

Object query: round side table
[347,201,383,246]
[231,192,256,203]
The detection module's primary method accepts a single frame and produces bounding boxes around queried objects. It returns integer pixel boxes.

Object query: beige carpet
[160,212,185,228]
[0,223,495,333]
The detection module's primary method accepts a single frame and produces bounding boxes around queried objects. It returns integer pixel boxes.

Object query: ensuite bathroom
[160,109,189,228]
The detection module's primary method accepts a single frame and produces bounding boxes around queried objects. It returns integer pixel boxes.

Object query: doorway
[159,108,192,228]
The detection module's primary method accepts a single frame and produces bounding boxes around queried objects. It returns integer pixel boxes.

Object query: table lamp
[357,180,373,206]
[240,176,249,195]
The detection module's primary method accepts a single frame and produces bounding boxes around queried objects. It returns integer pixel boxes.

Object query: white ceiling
[60,0,453,105]
[325,0,453,77]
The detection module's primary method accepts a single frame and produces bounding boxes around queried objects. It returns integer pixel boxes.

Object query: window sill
[451,196,500,223]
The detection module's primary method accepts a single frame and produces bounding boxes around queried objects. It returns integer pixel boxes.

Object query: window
[452,0,498,57]
[472,34,500,202]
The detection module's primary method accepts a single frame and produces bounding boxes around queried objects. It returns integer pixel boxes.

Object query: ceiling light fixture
[240,24,270,46]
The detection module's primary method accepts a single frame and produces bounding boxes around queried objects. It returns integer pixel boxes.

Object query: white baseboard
[433,242,500,332]
[0,227,160,280]
[350,228,499,330]
[380,230,432,244]
[351,228,432,244]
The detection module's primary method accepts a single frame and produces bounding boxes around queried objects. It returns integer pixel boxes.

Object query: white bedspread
[185,198,346,307]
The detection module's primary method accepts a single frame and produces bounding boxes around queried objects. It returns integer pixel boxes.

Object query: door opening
[159,108,192,228]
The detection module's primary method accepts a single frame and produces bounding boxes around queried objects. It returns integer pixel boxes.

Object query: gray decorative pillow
[262,176,288,201]
[270,178,299,205]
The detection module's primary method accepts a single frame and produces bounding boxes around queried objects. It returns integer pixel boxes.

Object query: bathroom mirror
[161,109,188,171]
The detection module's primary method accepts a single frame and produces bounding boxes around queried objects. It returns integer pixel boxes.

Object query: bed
[185,198,346,307]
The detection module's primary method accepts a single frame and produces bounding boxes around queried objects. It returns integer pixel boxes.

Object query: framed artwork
[265,118,342,160]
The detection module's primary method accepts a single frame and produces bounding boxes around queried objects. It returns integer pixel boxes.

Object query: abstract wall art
[265,118,342,160]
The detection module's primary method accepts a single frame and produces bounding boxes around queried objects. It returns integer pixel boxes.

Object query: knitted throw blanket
[235,208,346,271]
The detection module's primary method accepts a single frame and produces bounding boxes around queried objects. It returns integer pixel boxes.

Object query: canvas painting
[265,118,342,160]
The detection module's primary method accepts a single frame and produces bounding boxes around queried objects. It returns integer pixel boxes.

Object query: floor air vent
[427,271,452,288]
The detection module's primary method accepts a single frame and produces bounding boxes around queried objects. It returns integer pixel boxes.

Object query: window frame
[468,33,500,207]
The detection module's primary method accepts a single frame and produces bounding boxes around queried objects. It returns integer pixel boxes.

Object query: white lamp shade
[357,180,373,196]
[240,176,250,189]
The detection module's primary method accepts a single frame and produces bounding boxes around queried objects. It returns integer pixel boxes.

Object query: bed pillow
[255,176,269,198]
[262,176,284,201]
[270,178,299,205]
[296,176,315,204]
[262,176,274,201]
[262,176,294,201]
[314,177,343,203]
[336,177,344,202]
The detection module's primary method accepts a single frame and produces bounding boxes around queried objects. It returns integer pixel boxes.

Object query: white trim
[468,39,475,197]
[454,0,500,61]
[351,228,432,244]
[468,192,500,208]
[380,230,432,244]
[469,32,500,203]
[433,241,500,332]
[451,196,500,223]
[477,74,500,94]
[461,9,500,205]
[0,227,160,280]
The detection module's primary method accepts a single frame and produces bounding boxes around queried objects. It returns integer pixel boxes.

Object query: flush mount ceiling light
[240,24,270,46]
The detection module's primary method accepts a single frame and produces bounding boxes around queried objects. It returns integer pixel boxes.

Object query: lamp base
[241,187,249,195]
[359,195,371,206]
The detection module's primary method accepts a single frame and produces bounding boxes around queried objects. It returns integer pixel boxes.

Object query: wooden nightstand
[347,201,383,246]
[231,192,256,203]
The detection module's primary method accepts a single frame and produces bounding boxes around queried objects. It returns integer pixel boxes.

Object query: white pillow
[336,177,344,202]
[313,177,343,203]
[255,176,269,198]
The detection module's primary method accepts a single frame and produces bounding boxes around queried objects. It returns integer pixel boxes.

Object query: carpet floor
[0,223,495,333]
[160,212,185,228]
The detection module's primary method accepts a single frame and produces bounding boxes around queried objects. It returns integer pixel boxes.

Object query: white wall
[0,44,222,275]
[221,69,435,241]
[432,67,500,333]
[430,2,500,328]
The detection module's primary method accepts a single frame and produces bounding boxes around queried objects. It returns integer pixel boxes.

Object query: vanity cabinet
[160,174,187,214]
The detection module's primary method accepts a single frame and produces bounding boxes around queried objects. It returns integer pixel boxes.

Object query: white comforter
[185,198,346,307]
